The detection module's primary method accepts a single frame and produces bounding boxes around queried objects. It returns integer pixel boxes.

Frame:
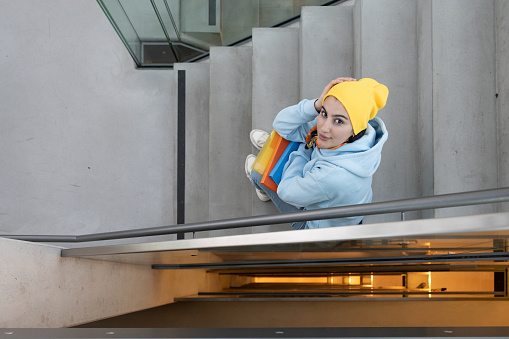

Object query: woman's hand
[314,77,357,112]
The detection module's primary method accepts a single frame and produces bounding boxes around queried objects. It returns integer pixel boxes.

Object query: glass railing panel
[221,0,332,45]
[180,0,221,49]
[98,0,340,66]
[118,0,167,41]
[61,217,509,265]
[258,0,325,28]
[53,211,509,299]
[221,0,261,45]
[118,0,178,66]
[98,0,142,64]
[98,0,177,66]
[153,0,210,62]
[152,0,181,41]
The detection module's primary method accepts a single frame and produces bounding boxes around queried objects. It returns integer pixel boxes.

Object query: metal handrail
[2,187,508,243]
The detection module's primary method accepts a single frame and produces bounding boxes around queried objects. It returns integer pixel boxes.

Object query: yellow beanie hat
[323,78,389,135]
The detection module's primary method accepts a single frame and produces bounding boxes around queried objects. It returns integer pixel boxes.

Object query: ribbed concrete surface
[300,5,354,100]
[353,0,420,223]
[431,1,497,217]
[416,0,434,218]
[208,47,254,236]
[497,0,509,212]
[173,63,210,225]
[251,27,299,233]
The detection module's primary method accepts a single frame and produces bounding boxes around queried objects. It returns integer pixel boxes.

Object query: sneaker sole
[256,189,271,202]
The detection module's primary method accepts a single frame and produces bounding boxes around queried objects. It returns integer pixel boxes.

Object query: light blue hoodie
[273,99,388,228]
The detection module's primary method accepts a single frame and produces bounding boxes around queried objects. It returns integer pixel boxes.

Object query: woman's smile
[318,133,330,141]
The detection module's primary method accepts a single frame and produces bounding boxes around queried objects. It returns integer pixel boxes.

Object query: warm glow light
[253,277,328,284]
[428,271,432,298]
[350,275,361,285]
[371,274,374,296]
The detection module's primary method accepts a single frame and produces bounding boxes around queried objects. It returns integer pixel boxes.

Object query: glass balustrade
[97,0,337,67]
[61,212,509,300]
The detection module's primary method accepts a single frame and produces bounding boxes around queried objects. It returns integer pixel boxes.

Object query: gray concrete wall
[0,0,176,239]
[497,0,509,212]
[0,238,225,328]
[431,0,498,218]
[354,0,420,223]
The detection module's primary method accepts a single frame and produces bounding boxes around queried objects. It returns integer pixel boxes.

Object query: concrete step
[207,46,254,237]
[251,28,300,133]
[353,0,420,223]
[418,1,499,218]
[251,27,300,233]
[201,1,508,235]
[299,4,354,100]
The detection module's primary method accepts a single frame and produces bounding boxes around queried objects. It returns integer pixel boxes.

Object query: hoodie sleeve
[273,99,319,142]
[276,144,332,208]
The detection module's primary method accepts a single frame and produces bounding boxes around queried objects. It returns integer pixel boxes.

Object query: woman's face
[316,96,354,148]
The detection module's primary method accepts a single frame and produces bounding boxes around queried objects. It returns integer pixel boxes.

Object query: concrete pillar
[354,0,419,223]
[300,5,354,100]
[251,28,300,233]
[208,47,254,236]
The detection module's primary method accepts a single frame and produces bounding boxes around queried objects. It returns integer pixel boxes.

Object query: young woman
[246,77,389,229]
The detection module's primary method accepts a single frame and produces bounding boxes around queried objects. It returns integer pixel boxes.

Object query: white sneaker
[245,154,271,202]
[250,129,269,150]
[255,188,271,202]
[245,154,256,180]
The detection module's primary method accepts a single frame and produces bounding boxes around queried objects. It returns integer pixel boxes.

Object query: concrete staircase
[174,0,509,238]
[4,0,509,329]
